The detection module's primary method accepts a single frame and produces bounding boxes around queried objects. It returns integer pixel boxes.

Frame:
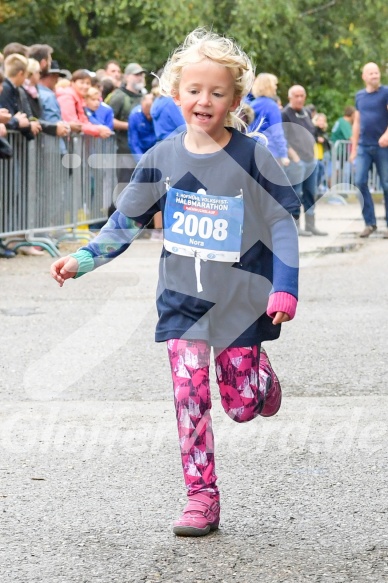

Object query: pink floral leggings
[167,339,272,500]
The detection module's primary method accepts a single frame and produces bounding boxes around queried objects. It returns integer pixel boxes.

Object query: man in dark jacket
[282,85,327,236]
[106,62,146,191]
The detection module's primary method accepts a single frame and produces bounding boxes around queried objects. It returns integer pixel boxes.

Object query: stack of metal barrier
[0,131,116,256]
[330,140,382,195]
[1,134,383,255]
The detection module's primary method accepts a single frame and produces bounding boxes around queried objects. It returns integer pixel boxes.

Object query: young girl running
[51,29,300,537]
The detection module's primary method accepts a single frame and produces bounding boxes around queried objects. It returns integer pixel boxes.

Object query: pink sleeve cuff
[267,292,298,321]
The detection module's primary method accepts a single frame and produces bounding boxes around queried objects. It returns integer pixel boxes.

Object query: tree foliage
[1,0,387,123]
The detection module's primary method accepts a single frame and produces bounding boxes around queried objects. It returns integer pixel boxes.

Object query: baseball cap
[124,63,146,75]
[43,60,71,79]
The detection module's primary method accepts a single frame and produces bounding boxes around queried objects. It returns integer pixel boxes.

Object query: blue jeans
[285,159,318,216]
[317,160,325,189]
[355,145,388,226]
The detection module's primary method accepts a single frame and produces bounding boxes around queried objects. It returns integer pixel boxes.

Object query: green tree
[1,0,387,124]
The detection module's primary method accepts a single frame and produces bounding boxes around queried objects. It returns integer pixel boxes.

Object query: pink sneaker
[173,493,220,537]
[259,348,282,417]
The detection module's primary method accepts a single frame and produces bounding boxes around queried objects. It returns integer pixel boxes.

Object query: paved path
[1,201,388,582]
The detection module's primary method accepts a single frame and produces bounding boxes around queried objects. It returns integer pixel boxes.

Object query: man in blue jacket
[128,93,156,159]
[150,94,185,141]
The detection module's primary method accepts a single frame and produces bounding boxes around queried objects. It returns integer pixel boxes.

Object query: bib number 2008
[171,212,228,241]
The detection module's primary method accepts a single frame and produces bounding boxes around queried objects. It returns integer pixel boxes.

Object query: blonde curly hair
[159,28,255,130]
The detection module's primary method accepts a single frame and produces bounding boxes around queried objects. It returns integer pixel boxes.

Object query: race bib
[164,187,244,262]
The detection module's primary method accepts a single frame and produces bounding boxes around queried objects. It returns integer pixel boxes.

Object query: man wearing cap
[38,61,81,139]
[106,62,146,189]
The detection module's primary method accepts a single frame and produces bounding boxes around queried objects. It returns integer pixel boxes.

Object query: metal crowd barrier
[0,131,117,256]
[330,140,382,195]
[1,134,383,256]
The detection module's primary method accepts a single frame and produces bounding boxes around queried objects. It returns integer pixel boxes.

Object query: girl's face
[29,70,41,86]
[174,59,240,143]
[72,77,92,97]
[316,115,326,129]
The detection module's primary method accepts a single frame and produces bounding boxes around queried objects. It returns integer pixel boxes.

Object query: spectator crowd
[1,40,387,258]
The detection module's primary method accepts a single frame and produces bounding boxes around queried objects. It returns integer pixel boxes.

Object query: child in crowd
[84,86,114,131]
[0,53,40,140]
[313,112,331,193]
[331,106,355,143]
[0,71,15,259]
[0,54,43,255]
[331,106,355,187]
[55,77,70,90]
[51,29,300,537]
[0,70,12,148]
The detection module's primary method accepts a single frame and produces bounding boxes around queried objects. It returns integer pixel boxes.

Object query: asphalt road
[1,202,387,582]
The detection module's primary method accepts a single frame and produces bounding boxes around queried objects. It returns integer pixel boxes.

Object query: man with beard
[107,62,146,196]
[27,44,53,76]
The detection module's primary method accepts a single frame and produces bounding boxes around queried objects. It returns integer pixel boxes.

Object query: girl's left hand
[272,311,290,325]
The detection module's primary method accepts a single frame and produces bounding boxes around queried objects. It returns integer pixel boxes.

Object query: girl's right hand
[50,256,79,287]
